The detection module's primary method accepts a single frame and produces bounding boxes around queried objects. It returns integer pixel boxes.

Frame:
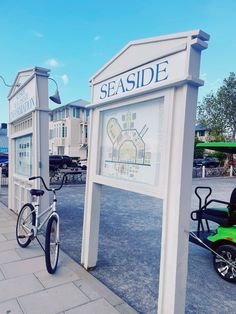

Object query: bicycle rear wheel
[16,203,36,248]
[45,215,59,274]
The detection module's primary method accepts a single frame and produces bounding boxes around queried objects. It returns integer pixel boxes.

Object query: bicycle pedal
[18,235,27,239]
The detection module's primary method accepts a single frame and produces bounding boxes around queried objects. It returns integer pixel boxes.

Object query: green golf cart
[190,186,236,282]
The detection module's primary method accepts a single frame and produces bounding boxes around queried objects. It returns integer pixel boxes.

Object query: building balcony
[80,120,88,125]
[53,138,65,146]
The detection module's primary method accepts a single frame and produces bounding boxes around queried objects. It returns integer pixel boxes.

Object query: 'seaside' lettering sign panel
[93,51,186,104]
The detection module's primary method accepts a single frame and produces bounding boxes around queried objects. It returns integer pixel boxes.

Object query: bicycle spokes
[16,204,36,248]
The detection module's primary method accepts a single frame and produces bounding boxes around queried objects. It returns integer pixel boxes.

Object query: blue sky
[0,0,236,122]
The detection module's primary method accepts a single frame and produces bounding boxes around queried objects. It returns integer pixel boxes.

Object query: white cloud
[61,74,69,85]
[46,58,60,67]
[94,35,101,41]
[33,31,43,38]
[201,73,207,80]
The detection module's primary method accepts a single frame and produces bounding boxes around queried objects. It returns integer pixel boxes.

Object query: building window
[49,129,54,139]
[72,107,80,118]
[61,110,65,119]
[62,123,65,138]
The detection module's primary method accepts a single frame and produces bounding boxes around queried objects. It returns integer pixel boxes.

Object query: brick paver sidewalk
[0,202,136,314]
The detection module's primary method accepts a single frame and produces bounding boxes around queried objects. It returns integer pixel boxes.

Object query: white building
[0,123,8,154]
[195,124,210,142]
[49,99,89,159]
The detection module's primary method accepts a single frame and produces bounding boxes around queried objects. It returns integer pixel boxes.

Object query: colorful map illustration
[100,99,163,185]
[106,111,151,166]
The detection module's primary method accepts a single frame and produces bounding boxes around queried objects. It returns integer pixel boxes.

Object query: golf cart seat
[201,187,236,227]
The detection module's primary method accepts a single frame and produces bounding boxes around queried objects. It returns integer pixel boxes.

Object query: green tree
[197,72,236,140]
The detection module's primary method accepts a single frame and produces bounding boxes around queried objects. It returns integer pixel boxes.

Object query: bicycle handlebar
[29,171,82,192]
[29,176,50,191]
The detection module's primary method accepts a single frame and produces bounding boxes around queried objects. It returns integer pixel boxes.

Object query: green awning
[196,142,236,154]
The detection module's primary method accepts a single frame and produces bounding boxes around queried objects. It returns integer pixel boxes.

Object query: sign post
[81,30,209,313]
[8,67,50,213]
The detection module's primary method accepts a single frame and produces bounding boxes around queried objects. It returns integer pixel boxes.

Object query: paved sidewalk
[0,202,137,314]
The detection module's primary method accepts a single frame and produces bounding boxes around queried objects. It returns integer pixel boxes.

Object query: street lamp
[0,74,61,104]
[0,75,20,88]
[49,77,61,104]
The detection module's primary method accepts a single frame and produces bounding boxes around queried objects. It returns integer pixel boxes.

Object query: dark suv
[49,155,72,169]
[1,161,8,177]
[193,157,220,168]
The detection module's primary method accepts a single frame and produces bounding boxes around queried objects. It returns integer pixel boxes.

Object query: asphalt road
[1,178,236,313]
[56,177,236,314]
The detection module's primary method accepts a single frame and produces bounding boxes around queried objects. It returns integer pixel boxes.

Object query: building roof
[195,124,209,132]
[197,142,236,154]
[50,99,90,113]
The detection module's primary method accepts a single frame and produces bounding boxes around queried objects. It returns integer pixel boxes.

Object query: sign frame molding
[90,88,174,198]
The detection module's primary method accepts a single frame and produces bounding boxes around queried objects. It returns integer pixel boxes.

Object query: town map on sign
[106,112,151,167]
[100,99,163,185]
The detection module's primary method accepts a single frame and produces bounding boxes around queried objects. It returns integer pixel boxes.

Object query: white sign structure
[82,30,209,314]
[8,67,50,214]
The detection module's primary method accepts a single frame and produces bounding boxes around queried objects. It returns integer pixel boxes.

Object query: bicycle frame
[22,192,59,240]
[32,193,59,236]
[17,172,80,274]
[24,172,79,240]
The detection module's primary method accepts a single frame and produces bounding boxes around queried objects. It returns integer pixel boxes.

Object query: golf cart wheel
[213,244,236,283]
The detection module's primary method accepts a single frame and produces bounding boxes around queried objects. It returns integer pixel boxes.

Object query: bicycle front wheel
[16,203,36,248]
[45,215,59,274]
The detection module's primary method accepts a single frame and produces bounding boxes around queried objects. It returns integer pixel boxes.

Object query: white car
[78,159,87,170]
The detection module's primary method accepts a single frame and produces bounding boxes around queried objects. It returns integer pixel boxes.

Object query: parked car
[0,156,8,164]
[1,161,8,177]
[49,155,72,169]
[78,159,87,170]
[193,158,204,168]
[193,157,220,168]
[229,159,236,166]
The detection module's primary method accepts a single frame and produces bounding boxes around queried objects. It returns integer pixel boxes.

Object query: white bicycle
[16,173,78,274]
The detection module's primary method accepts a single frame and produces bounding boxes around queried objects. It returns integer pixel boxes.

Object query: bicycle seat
[30,189,44,197]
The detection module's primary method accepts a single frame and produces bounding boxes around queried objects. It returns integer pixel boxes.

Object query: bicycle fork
[51,212,60,245]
